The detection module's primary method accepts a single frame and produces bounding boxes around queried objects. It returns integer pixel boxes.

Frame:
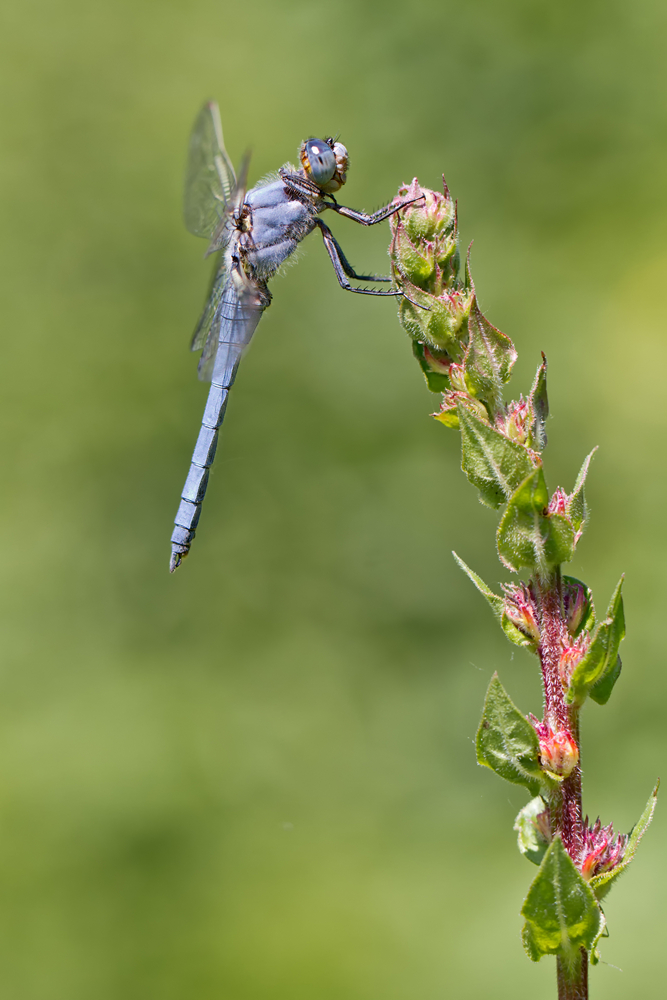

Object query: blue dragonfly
[170,101,420,571]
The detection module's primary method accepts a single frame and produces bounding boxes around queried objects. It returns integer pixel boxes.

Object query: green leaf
[452,552,503,615]
[528,354,549,452]
[521,837,602,963]
[452,552,533,649]
[589,655,622,705]
[566,577,625,706]
[496,467,575,574]
[458,405,534,509]
[476,673,543,795]
[589,782,659,902]
[463,299,517,414]
[568,448,597,533]
[514,796,550,866]
[411,340,450,393]
[589,910,608,965]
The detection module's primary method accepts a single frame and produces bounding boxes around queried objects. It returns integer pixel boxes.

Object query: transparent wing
[184,101,237,239]
[192,267,269,383]
[190,253,228,354]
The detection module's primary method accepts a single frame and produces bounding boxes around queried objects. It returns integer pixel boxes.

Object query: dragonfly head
[300,138,348,193]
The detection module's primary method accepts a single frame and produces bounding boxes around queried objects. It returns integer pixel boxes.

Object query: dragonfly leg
[316,220,401,296]
[326,193,425,227]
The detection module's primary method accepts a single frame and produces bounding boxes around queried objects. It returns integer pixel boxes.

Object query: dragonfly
[169,101,422,572]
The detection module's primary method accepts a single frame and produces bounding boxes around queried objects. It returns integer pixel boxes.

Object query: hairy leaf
[522,837,602,963]
[476,673,542,794]
[528,354,549,452]
[514,796,550,866]
[453,552,535,649]
[497,467,575,574]
[568,448,597,533]
[464,299,517,414]
[566,577,625,706]
[458,405,534,509]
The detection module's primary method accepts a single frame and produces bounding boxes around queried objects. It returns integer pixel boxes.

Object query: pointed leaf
[452,552,503,615]
[514,796,549,866]
[589,655,622,705]
[566,577,625,706]
[476,673,543,795]
[528,354,549,452]
[568,448,597,533]
[521,837,602,963]
[458,405,534,509]
[497,468,575,574]
[590,782,659,902]
[452,552,532,648]
[464,298,517,414]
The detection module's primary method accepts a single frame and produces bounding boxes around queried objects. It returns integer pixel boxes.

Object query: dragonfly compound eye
[300,139,336,188]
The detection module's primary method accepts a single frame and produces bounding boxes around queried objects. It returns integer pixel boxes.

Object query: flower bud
[502,582,541,644]
[558,637,589,688]
[390,220,436,286]
[529,717,579,778]
[547,487,568,516]
[579,818,627,881]
[393,178,455,245]
[448,363,467,392]
[395,283,474,353]
[562,578,591,637]
[432,391,488,428]
[502,398,531,445]
[390,178,473,357]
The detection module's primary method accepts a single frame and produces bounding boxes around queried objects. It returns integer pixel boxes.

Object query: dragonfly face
[169,101,422,572]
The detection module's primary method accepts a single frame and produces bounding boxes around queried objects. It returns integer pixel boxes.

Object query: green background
[0,0,665,996]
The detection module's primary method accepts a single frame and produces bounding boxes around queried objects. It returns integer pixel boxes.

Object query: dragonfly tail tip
[169,547,185,573]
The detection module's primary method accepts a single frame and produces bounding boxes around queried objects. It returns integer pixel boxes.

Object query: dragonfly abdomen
[170,383,229,572]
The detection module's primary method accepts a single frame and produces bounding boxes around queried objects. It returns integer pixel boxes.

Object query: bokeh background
[0,0,665,996]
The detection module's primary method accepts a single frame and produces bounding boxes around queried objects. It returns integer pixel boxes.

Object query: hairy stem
[557,949,588,1000]
[535,570,587,999]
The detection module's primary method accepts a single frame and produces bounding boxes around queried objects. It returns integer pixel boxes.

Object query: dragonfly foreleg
[327,193,424,227]
[316,220,401,296]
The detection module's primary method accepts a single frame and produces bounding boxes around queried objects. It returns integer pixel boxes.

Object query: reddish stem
[557,950,588,1000]
[535,569,588,1000]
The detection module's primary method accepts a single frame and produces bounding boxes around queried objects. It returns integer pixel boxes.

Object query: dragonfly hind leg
[316,220,400,296]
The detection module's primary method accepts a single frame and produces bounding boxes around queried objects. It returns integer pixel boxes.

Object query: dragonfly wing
[196,269,269,384]
[190,253,227,353]
[184,101,237,239]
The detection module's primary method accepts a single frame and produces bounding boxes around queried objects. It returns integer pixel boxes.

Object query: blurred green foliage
[0,0,665,996]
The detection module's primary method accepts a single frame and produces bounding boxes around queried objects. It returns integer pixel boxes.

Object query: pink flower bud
[501,398,531,445]
[579,818,627,880]
[558,636,589,687]
[548,487,568,516]
[529,717,579,778]
[502,583,541,643]
[447,363,467,391]
[562,578,590,636]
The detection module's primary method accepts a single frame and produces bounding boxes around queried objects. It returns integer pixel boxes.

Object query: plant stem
[535,570,588,1000]
[557,949,589,1000]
